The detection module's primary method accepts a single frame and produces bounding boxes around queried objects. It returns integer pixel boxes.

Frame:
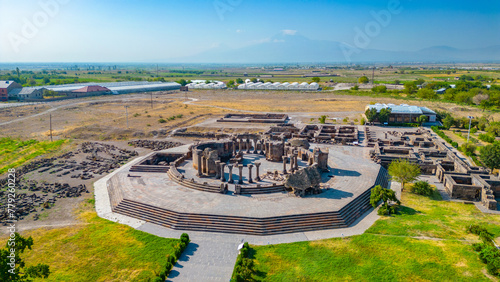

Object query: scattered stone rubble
[0,142,137,224]
[128,140,183,151]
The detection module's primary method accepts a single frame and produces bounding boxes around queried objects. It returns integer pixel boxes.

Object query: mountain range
[177,33,500,64]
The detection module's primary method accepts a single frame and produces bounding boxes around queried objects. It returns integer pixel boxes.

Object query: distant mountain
[176,32,500,63]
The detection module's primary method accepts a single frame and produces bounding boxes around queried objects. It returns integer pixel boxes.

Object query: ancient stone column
[238,139,243,153]
[254,162,261,182]
[290,154,295,173]
[205,156,210,174]
[215,161,221,179]
[248,164,254,183]
[227,164,233,183]
[196,150,203,177]
[238,164,244,184]
[232,141,236,156]
[294,153,299,170]
[246,138,251,153]
[282,156,288,174]
[220,163,226,182]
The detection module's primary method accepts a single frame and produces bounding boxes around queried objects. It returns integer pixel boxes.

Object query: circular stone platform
[106,144,387,235]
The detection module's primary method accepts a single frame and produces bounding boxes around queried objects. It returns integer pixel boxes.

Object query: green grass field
[1,209,180,282]
[249,190,500,281]
[0,137,69,175]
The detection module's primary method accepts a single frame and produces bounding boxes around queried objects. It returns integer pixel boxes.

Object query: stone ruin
[0,142,138,224]
[370,128,499,210]
[156,132,331,197]
[217,113,288,123]
[265,124,359,145]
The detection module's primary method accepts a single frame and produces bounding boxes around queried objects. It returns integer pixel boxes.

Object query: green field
[248,190,500,281]
[1,209,180,282]
[0,137,69,175]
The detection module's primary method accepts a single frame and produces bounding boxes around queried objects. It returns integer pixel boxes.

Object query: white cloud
[236,29,243,33]
[281,29,297,35]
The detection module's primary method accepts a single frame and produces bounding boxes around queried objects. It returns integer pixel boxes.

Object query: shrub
[459,143,476,156]
[133,113,140,117]
[410,181,434,196]
[181,233,190,244]
[360,118,366,125]
[232,242,255,281]
[158,118,166,123]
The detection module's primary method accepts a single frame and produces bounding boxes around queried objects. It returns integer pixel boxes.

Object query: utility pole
[372,67,375,85]
[467,116,474,143]
[156,64,159,77]
[125,106,129,129]
[150,93,153,109]
[49,114,53,142]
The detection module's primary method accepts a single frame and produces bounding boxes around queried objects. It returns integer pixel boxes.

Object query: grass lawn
[0,137,69,175]
[249,190,500,281]
[0,206,180,281]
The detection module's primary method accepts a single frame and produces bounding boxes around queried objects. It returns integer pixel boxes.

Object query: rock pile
[128,140,183,151]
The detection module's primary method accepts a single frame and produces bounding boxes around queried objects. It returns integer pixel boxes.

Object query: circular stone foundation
[106,144,387,235]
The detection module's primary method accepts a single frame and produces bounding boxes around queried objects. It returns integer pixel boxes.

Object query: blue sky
[0,0,499,62]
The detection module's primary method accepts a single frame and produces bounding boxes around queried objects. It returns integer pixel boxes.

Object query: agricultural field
[249,189,500,281]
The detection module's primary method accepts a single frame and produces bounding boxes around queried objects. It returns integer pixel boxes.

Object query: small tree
[0,233,50,281]
[388,159,421,191]
[318,115,328,124]
[370,185,400,215]
[403,81,417,94]
[480,144,500,173]
[442,115,455,130]
[311,77,320,83]
[236,78,244,84]
[358,76,369,84]
[365,108,378,123]
[176,79,188,86]
[416,115,428,126]
[378,108,391,123]
[250,78,258,83]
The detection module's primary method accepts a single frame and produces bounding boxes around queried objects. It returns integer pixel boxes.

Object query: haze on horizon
[0,0,499,63]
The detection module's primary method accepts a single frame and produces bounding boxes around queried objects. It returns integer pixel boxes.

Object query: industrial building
[45,81,180,95]
[365,103,437,123]
[185,81,226,89]
[237,81,319,90]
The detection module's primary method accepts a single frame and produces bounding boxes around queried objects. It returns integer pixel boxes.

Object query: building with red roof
[70,85,111,97]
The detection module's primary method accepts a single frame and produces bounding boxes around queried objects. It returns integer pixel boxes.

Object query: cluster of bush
[409,181,434,196]
[479,133,496,143]
[232,242,255,282]
[387,123,420,127]
[431,126,458,148]
[467,225,500,277]
[152,233,190,282]
[158,114,183,124]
